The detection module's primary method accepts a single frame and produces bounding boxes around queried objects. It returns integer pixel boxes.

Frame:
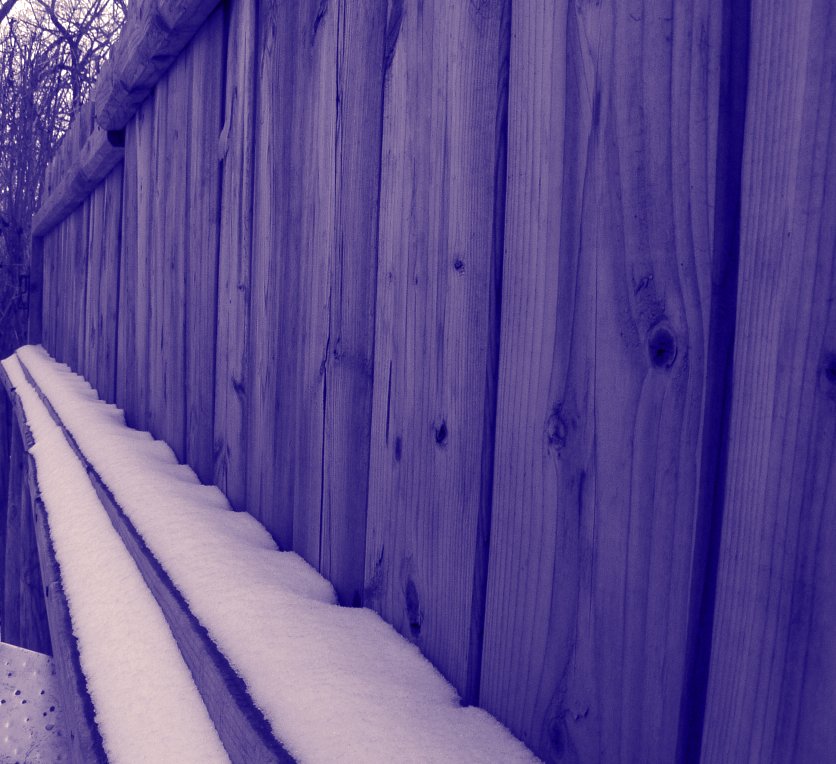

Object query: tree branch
[0,0,18,26]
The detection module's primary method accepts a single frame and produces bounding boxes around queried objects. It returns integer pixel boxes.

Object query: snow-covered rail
[0,346,537,764]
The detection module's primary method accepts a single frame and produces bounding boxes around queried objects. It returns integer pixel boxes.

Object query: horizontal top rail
[32,121,125,238]
[94,0,223,131]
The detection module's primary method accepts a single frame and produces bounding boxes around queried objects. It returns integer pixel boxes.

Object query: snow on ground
[2,353,230,764]
[14,344,539,763]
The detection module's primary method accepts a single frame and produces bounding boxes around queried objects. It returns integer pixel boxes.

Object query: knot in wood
[404,578,422,639]
[433,419,448,447]
[545,406,568,452]
[821,352,836,399]
[648,324,677,369]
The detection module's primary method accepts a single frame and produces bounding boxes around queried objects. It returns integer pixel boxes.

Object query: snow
[1,353,230,764]
[11,345,539,763]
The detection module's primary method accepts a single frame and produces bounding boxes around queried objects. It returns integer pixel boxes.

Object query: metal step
[0,642,70,763]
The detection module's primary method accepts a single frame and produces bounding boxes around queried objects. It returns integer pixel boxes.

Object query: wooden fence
[4,0,832,761]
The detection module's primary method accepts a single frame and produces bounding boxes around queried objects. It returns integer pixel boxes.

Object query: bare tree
[0,0,124,352]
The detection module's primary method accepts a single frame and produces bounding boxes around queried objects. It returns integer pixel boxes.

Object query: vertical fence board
[364,0,509,700]
[69,201,90,373]
[40,230,58,356]
[479,2,723,761]
[147,56,188,461]
[50,228,62,362]
[214,0,256,510]
[18,459,50,654]
[184,8,225,484]
[701,1,836,761]
[248,0,336,559]
[116,117,142,428]
[29,3,834,759]
[84,165,124,404]
[52,217,68,365]
[133,97,155,432]
[318,1,387,607]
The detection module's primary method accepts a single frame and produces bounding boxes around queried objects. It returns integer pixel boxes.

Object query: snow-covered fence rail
[0,346,537,763]
[10,0,835,762]
[1,360,106,764]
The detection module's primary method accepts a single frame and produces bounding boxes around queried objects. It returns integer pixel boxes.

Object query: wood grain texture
[183,8,224,485]
[318,0,387,606]
[83,165,124,404]
[248,0,336,558]
[32,126,124,238]
[214,0,255,510]
[116,10,224,473]
[94,0,223,130]
[364,0,509,700]
[1,380,49,654]
[115,116,144,429]
[146,53,188,461]
[40,230,58,356]
[18,455,51,654]
[67,201,91,374]
[700,0,836,761]
[479,2,723,761]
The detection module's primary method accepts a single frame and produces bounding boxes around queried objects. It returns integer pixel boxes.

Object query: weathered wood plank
[94,0,223,130]
[248,0,336,559]
[83,165,124,403]
[115,117,143,428]
[69,201,91,375]
[40,230,57,355]
[1,377,49,654]
[131,90,156,432]
[214,0,255,510]
[364,0,509,701]
[317,0,387,607]
[700,1,836,761]
[184,7,224,485]
[18,456,51,654]
[48,200,90,375]
[146,55,188,461]
[677,0,748,753]
[48,225,65,364]
[32,126,124,238]
[479,2,723,761]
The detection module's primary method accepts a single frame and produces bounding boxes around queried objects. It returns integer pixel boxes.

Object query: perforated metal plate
[0,642,70,763]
